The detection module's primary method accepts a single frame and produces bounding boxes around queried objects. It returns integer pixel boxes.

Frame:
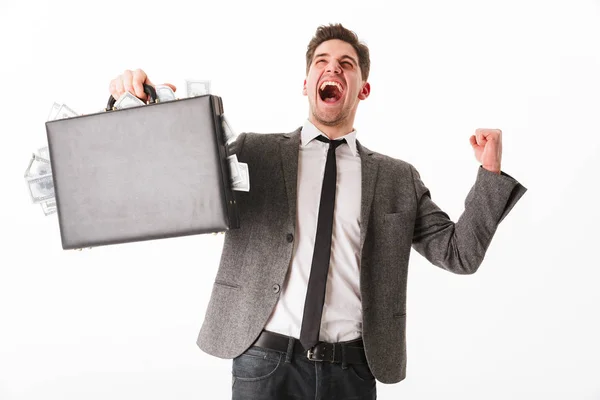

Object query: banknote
[227,155,243,186]
[186,80,211,97]
[55,104,78,120]
[221,115,237,144]
[38,146,50,161]
[114,91,145,109]
[26,174,55,204]
[47,102,62,121]
[24,154,51,179]
[233,162,250,192]
[41,199,57,216]
[155,85,176,102]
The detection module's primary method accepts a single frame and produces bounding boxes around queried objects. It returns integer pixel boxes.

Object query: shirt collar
[300,119,359,157]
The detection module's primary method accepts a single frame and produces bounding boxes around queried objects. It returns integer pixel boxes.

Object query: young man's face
[303,39,370,130]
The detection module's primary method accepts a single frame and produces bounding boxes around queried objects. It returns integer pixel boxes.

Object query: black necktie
[299,135,346,351]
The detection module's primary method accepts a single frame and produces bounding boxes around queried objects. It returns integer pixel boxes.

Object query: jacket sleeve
[227,132,246,157]
[410,165,528,274]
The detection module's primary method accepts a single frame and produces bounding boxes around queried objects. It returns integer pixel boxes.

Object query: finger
[476,128,501,139]
[469,135,478,148]
[115,78,124,98]
[488,129,502,142]
[122,70,135,96]
[133,69,149,100]
[109,79,118,99]
[476,130,487,146]
[161,83,177,92]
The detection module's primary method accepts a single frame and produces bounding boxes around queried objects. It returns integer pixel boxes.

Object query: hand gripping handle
[106,83,157,111]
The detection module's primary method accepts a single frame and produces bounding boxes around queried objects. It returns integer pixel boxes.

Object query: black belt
[252,330,368,364]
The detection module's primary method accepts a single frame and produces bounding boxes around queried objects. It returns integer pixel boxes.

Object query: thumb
[469,135,478,148]
[144,77,175,92]
[159,83,177,92]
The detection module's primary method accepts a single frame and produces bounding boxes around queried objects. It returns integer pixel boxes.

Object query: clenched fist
[109,69,176,102]
[469,128,502,174]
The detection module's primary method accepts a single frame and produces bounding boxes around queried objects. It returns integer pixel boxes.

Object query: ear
[358,82,370,100]
[302,79,307,96]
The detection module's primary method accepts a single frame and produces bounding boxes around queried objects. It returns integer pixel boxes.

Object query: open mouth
[318,81,344,103]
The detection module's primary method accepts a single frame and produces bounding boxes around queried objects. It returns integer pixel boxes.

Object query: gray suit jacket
[197,128,527,384]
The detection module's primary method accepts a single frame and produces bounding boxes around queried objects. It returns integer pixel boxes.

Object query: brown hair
[306,23,370,81]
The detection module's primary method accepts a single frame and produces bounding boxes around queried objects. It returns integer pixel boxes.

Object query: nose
[325,60,342,74]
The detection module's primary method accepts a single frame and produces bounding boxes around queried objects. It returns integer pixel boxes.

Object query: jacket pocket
[214,280,241,289]
[383,210,415,225]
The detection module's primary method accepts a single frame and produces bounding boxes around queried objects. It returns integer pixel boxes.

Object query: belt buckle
[306,343,332,362]
[306,346,322,362]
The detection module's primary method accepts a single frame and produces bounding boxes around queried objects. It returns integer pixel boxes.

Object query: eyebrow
[314,53,358,66]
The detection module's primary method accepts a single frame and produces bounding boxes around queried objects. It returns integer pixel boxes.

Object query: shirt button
[286,233,294,243]
[272,284,281,294]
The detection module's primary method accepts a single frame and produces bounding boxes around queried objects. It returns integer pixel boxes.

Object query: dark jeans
[231,341,377,400]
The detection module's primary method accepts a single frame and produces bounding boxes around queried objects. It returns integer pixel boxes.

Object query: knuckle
[133,70,146,83]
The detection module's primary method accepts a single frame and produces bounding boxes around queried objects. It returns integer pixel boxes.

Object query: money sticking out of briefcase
[46,84,239,250]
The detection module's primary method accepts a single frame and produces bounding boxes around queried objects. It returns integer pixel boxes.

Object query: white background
[1,0,599,399]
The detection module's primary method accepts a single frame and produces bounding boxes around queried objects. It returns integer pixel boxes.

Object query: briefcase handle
[105,83,158,111]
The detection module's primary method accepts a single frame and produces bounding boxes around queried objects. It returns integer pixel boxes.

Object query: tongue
[320,85,342,103]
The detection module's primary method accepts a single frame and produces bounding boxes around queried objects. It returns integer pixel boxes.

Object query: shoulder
[242,127,301,144]
[234,127,301,159]
[358,141,417,175]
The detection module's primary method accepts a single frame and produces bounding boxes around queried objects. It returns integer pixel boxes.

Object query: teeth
[319,81,343,92]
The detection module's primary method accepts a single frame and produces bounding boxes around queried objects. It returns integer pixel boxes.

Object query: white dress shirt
[263,119,363,343]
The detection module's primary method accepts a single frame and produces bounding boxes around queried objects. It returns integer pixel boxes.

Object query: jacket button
[286,233,294,243]
[272,284,281,294]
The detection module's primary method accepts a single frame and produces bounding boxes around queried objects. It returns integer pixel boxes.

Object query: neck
[308,116,355,140]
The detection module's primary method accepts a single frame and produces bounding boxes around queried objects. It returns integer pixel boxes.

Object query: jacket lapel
[280,128,301,221]
[279,131,379,251]
[357,141,379,252]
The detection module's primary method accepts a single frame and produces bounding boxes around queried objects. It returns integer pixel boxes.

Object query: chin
[313,113,339,126]
[315,110,347,127]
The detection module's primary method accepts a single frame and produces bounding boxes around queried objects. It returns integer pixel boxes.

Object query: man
[109,23,527,400]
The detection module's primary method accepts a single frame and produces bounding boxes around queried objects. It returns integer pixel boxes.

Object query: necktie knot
[315,135,346,151]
